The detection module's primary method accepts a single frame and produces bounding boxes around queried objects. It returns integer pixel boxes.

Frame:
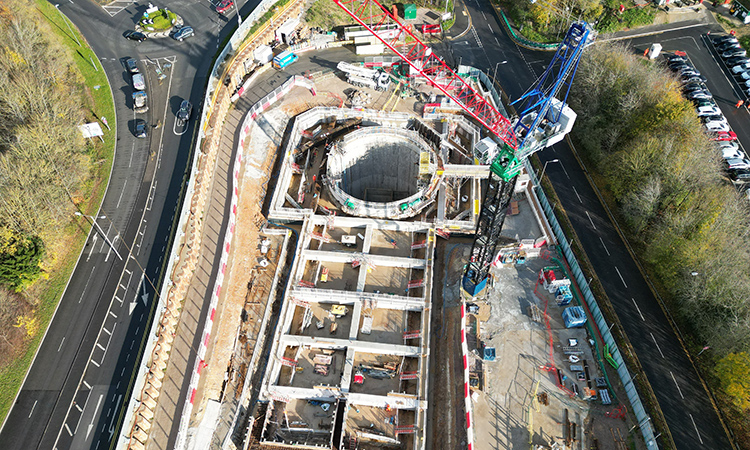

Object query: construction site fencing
[526,161,659,450]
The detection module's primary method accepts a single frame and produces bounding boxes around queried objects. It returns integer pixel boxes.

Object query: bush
[0,235,45,292]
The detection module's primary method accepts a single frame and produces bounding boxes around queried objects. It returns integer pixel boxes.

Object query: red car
[711,131,738,141]
[216,0,234,13]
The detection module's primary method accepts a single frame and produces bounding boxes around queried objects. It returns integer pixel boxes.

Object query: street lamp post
[491,61,507,87]
[538,159,560,184]
[55,4,81,47]
[75,212,123,261]
[234,0,242,26]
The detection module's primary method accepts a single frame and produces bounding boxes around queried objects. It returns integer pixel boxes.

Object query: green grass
[139,9,178,32]
[597,6,657,33]
[0,0,116,424]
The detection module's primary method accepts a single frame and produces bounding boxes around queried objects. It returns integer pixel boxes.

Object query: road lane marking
[670,371,685,399]
[572,185,582,203]
[109,311,117,319]
[130,340,135,350]
[96,343,106,351]
[86,235,98,262]
[614,266,627,288]
[650,332,664,358]
[103,327,111,335]
[58,337,66,352]
[495,36,500,46]
[75,404,83,412]
[86,394,104,439]
[65,423,73,436]
[116,179,128,209]
[689,413,704,444]
[79,266,96,303]
[481,10,486,20]
[29,400,37,418]
[598,236,610,256]
[121,367,126,376]
[632,298,645,321]
[90,359,100,367]
[83,381,92,389]
[585,211,597,230]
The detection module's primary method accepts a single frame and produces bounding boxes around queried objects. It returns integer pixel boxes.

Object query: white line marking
[83,381,92,389]
[670,371,685,399]
[86,394,104,439]
[65,423,73,436]
[572,185,582,203]
[650,332,664,358]
[58,337,66,352]
[109,311,117,319]
[481,10,486,20]
[632,298,645,321]
[116,179,127,209]
[614,266,628,288]
[495,36,500,46]
[585,211,597,230]
[90,359,100,367]
[79,266,96,303]
[689,413,704,444]
[598,236,610,256]
[130,340,135,350]
[75,404,83,412]
[121,367,126,376]
[103,328,111,336]
[29,400,37,418]
[96,343,106,351]
[86,235,98,262]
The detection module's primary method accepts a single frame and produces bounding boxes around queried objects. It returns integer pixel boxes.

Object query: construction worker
[737,100,745,109]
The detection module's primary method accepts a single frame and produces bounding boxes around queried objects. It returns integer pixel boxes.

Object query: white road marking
[495,36,500,46]
[631,298,645,321]
[689,413,704,444]
[481,10,486,20]
[109,311,117,319]
[79,266,96,303]
[58,337,66,352]
[90,360,100,367]
[130,340,135,350]
[585,211,597,230]
[121,367,126,376]
[598,236,610,256]
[107,395,122,439]
[572,185,583,203]
[86,394,104,439]
[83,381,92,390]
[29,400,37,418]
[86,235,98,262]
[103,327,111,336]
[670,371,685,399]
[614,266,628,288]
[116,179,127,209]
[65,423,73,436]
[96,343,106,351]
[650,332,664,358]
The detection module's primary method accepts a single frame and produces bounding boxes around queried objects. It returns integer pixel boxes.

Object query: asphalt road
[434,3,734,449]
[0,1,259,449]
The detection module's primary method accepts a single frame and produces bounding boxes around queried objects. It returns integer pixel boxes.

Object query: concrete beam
[302,250,426,269]
[279,335,420,357]
[291,288,425,310]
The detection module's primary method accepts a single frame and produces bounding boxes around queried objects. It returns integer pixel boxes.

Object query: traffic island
[134,3,183,38]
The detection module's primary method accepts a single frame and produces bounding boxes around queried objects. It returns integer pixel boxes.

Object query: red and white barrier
[460,304,475,450]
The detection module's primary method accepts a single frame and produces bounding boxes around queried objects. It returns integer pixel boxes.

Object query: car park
[172,26,194,41]
[135,119,148,138]
[216,0,234,13]
[723,48,748,59]
[124,30,147,42]
[177,100,192,122]
[125,58,139,73]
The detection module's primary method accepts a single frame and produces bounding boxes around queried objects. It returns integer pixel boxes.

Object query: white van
[132,73,145,91]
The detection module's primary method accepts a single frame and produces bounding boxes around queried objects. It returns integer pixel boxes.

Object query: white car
[705,120,730,132]
[738,71,750,80]
[719,140,740,151]
[732,63,750,73]
[697,105,722,116]
[722,147,745,160]
[725,158,750,169]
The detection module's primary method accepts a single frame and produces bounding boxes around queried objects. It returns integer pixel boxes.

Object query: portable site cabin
[404,3,417,20]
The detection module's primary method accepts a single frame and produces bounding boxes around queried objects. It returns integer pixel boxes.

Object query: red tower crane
[332,0,517,150]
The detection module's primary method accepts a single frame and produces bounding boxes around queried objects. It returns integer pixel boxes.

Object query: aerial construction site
[124,1,652,450]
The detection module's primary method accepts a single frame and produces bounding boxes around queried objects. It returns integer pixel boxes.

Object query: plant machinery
[332,0,594,299]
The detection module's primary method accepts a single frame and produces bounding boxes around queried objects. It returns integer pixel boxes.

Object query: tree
[716,353,750,411]
[0,234,44,292]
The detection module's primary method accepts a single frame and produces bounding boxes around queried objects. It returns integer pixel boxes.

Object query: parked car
[125,58,139,73]
[711,130,738,141]
[719,140,740,151]
[737,70,750,80]
[177,100,192,122]
[135,119,148,138]
[679,67,701,78]
[723,48,747,59]
[705,121,730,132]
[731,63,750,74]
[721,147,745,160]
[727,56,750,67]
[132,73,145,91]
[725,158,750,169]
[680,73,706,84]
[713,35,738,46]
[172,26,194,41]
[667,54,688,63]
[124,30,147,42]
[216,0,234,13]
[668,60,691,70]
[683,82,707,93]
[697,104,722,116]
[726,167,750,182]
[718,41,742,52]
[695,98,718,108]
[687,89,712,100]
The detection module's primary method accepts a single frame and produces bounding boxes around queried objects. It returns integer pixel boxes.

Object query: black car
[125,58,139,73]
[717,41,741,52]
[680,74,707,84]
[722,48,747,59]
[679,68,701,78]
[124,30,147,42]
[177,100,192,122]
[667,54,687,63]
[668,61,691,71]
[713,35,738,46]
[727,167,750,182]
[135,119,148,138]
[682,82,707,93]
[727,56,750,67]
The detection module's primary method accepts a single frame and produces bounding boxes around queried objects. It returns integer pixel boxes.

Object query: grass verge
[0,0,116,424]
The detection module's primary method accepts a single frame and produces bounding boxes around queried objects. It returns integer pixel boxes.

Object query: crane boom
[332,0,518,150]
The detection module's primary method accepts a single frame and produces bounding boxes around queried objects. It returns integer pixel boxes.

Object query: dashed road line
[572,185,582,203]
[670,371,685,399]
[650,332,664,358]
[29,400,37,418]
[585,211,597,230]
[598,236,610,256]
[614,266,628,288]
[79,266,96,303]
[631,298,645,321]
[58,337,66,352]
[689,413,704,444]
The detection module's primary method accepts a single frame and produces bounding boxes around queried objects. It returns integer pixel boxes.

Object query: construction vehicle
[332,0,594,300]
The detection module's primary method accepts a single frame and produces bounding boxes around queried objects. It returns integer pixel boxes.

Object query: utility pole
[55,4,81,47]
[234,0,242,26]
[74,212,122,260]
